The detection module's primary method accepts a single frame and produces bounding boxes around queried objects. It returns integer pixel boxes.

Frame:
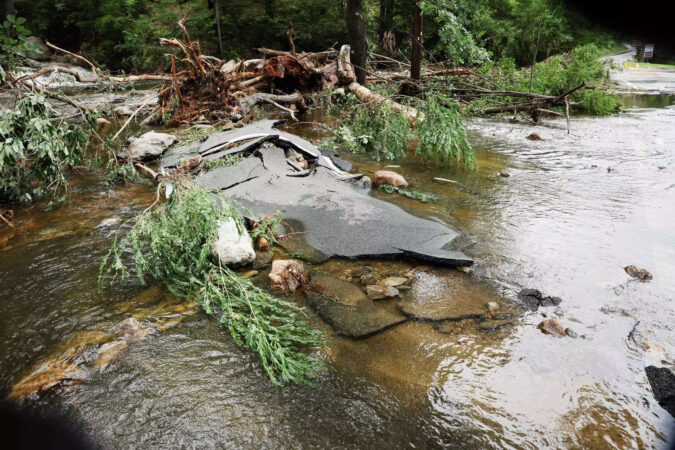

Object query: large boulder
[123,131,176,161]
[25,36,50,61]
[213,218,256,267]
[645,365,675,417]
[372,170,408,188]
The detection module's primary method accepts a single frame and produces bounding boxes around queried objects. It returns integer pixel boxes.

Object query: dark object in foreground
[0,400,93,449]
[162,120,472,267]
[624,265,653,281]
[645,365,675,417]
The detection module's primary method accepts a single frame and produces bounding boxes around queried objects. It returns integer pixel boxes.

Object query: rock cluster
[517,288,562,311]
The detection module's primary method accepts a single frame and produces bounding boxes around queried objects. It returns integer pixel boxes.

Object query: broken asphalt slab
[162,120,473,267]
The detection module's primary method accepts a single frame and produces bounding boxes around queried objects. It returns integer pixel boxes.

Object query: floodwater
[1,95,674,448]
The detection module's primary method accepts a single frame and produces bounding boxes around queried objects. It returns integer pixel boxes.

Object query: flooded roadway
[1,92,674,447]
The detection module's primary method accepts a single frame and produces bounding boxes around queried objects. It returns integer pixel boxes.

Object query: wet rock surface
[398,271,496,322]
[161,120,472,267]
[517,288,562,311]
[122,131,176,161]
[365,284,399,300]
[624,265,653,281]
[538,319,567,337]
[645,365,675,417]
[372,170,408,188]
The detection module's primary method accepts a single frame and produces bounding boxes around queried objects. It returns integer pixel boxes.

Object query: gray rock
[113,106,134,117]
[645,365,675,417]
[213,218,255,267]
[122,131,176,161]
[365,284,399,300]
[26,36,50,61]
[565,328,579,338]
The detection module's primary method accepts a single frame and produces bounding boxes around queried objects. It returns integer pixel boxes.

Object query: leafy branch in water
[326,92,475,168]
[99,183,325,386]
[377,184,440,203]
[0,94,89,202]
[417,93,475,168]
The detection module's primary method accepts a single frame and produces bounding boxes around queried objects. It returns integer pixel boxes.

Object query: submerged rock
[305,275,407,339]
[95,340,128,370]
[624,265,653,281]
[213,218,256,267]
[645,365,675,417]
[381,276,408,287]
[365,284,399,300]
[7,359,79,401]
[398,271,491,322]
[538,318,566,337]
[122,131,176,161]
[372,170,408,188]
[269,260,309,293]
[116,317,152,342]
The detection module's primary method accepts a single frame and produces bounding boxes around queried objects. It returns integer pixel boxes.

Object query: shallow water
[1,100,674,447]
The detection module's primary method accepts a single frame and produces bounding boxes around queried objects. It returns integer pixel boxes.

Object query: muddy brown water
[1,98,674,448]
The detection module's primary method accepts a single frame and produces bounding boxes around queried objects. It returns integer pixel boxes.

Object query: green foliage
[377,184,440,203]
[99,183,325,386]
[577,89,622,116]
[417,93,475,167]
[0,94,88,203]
[327,91,474,168]
[0,15,34,69]
[333,104,412,161]
[249,211,283,246]
[203,155,245,172]
[105,159,143,186]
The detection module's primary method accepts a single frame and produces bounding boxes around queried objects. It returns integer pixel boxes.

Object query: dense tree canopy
[7,0,616,72]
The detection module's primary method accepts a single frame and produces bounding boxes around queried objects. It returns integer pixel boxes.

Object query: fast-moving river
[1,88,674,447]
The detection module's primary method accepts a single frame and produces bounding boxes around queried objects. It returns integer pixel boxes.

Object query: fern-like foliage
[99,183,325,386]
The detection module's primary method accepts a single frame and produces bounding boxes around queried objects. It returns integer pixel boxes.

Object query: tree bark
[411,1,422,80]
[378,0,394,43]
[346,0,367,85]
[214,0,224,58]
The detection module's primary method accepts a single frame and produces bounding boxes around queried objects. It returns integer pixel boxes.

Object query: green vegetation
[99,183,325,386]
[203,155,246,172]
[248,211,283,246]
[0,14,33,68]
[328,91,474,168]
[0,94,89,203]
[377,184,440,203]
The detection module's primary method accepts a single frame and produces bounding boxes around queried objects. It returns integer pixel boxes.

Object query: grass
[623,61,675,70]
[99,183,325,386]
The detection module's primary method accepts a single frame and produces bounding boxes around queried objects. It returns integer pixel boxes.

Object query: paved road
[608,46,675,94]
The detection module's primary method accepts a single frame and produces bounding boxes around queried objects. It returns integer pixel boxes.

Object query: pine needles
[99,183,325,386]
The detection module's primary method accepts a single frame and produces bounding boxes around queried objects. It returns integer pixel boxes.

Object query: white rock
[213,218,256,267]
[124,131,176,161]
